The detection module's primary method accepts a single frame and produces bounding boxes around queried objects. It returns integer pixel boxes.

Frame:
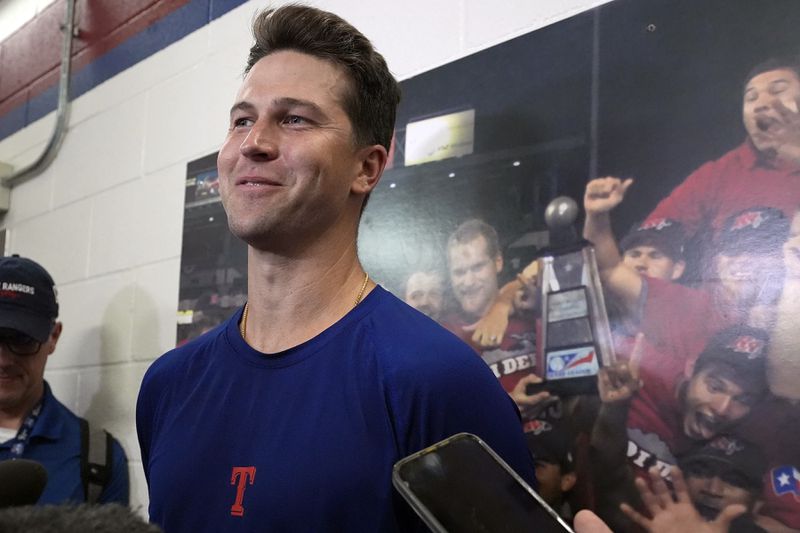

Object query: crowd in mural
[399,57,800,532]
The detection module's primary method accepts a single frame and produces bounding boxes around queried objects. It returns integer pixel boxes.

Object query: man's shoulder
[369,289,474,345]
[643,276,709,307]
[365,289,482,371]
[690,141,755,177]
[38,383,82,429]
[142,317,231,385]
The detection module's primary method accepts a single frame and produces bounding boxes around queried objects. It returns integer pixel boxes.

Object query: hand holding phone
[393,433,574,532]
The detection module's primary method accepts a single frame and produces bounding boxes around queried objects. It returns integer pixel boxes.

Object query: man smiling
[136,6,534,533]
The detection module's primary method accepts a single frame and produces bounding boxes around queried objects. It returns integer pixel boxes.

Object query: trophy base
[525,376,597,397]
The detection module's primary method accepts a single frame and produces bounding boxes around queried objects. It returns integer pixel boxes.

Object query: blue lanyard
[9,402,42,458]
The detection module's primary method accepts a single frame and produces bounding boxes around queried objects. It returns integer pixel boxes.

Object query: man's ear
[45,322,63,356]
[684,358,696,379]
[351,144,388,195]
[671,260,686,281]
[494,255,504,274]
[752,500,763,515]
[560,471,577,493]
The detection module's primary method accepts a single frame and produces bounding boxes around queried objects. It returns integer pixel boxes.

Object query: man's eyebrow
[228,98,328,118]
[273,97,326,115]
[745,77,791,91]
[229,101,257,117]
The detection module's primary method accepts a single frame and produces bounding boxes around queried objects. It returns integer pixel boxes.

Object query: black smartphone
[393,433,574,532]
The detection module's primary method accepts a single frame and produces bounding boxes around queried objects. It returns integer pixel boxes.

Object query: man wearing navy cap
[525,421,577,520]
[679,436,767,526]
[618,218,686,282]
[0,255,128,504]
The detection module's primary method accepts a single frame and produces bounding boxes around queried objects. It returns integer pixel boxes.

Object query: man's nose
[461,271,476,286]
[240,120,278,160]
[632,258,648,273]
[711,394,733,417]
[0,344,15,362]
[752,91,775,112]
[707,476,727,496]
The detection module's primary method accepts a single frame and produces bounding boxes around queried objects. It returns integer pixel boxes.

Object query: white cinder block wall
[0,0,612,513]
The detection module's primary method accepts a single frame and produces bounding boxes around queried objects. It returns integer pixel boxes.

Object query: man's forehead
[625,244,664,255]
[696,363,754,393]
[746,68,800,89]
[449,236,491,262]
[237,50,351,107]
[408,272,443,288]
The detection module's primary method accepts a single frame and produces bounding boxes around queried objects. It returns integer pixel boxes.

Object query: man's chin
[749,135,779,157]
[685,417,716,441]
[694,501,721,521]
[459,302,486,319]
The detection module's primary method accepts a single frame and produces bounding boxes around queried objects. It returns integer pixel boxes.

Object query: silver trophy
[529,197,616,396]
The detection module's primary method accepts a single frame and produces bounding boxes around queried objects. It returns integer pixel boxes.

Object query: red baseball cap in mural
[0,255,59,342]
[718,207,789,256]
[619,218,686,261]
[694,325,769,394]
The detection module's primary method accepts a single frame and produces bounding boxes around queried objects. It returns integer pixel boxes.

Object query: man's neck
[756,142,800,169]
[242,239,373,354]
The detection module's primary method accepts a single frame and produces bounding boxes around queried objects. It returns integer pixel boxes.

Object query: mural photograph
[178,0,800,529]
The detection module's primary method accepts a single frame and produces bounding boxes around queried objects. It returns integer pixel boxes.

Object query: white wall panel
[3,152,54,227]
[69,25,211,128]
[51,93,147,208]
[7,198,92,283]
[50,270,136,369]
[464,0,612,49]
[131,257,180,362]
[323,0,465,79]
[207,2,261,61]
[0,0,57,42]
[42,369,79,413]
[142,64,218,174]
[76,362,150,461]
[87,164,183,276]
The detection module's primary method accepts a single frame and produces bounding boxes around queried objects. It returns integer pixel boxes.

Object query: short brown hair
[744,56,800,89]
[447,219,501,261]
[246,4,401,152]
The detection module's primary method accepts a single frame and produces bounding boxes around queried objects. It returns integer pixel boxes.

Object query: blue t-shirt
[137,286,535,532]
[0,382,129,505]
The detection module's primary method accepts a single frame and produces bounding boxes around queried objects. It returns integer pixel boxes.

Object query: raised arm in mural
[582,176,643,312]
[466,259,539,348]
[588,333,646,531]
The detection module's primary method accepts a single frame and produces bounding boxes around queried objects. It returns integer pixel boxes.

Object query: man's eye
[283,115,307,125]
[734,394,756,407]
[769,82,789,95]
[232,117,254,128]
[707,379,725,394]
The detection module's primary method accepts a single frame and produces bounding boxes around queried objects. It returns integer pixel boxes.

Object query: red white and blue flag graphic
[772,466,800,501]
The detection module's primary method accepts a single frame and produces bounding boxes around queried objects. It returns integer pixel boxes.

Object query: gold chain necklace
[240,272,370,342]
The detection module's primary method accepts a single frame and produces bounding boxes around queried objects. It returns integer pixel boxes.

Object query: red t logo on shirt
[230,466,256,517]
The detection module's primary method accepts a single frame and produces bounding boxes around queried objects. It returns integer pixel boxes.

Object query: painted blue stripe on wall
[0,0,248,142]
